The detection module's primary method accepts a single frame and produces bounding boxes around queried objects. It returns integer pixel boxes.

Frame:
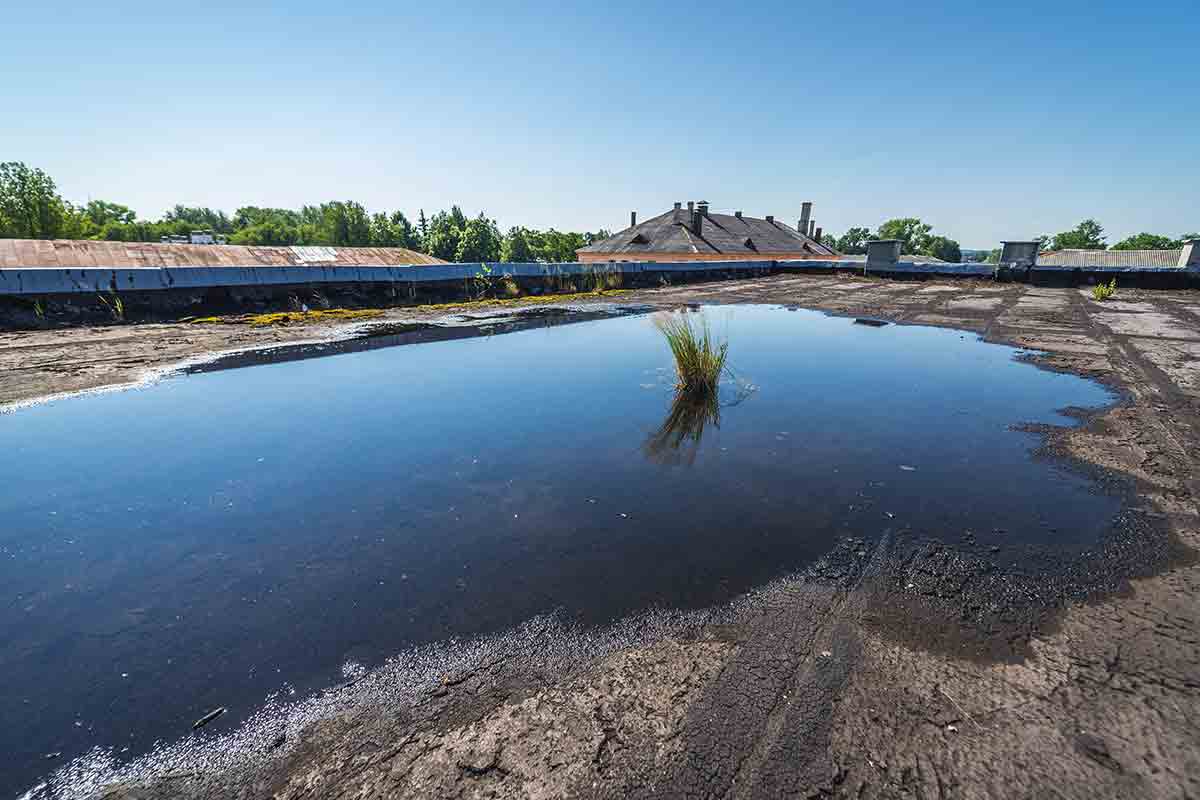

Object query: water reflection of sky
[0,305,1117,796]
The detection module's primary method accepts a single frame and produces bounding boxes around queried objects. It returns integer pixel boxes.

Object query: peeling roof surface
[1038,249,1183,267]
[0,239,445,268]
[577,209,837,258]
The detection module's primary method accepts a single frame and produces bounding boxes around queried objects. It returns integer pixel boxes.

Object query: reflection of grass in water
[643,389,721,466]
[655,311,728,398]
[647,310,752,465]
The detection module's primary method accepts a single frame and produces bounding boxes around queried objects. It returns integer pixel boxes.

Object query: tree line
[1012,219,1197,254]
[6,162,1193,265]
[0,162,610,263]
[819,219,964,262]
[821,216,1197,265]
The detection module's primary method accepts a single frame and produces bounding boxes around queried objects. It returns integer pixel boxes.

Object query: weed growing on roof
[1092,279,1117,301]
[97,291,125,322]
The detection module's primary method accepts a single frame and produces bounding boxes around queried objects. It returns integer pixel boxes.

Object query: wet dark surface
[0,305,1119,796]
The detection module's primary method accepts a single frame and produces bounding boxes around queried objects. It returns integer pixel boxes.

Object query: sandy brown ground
[7,275,1200,799]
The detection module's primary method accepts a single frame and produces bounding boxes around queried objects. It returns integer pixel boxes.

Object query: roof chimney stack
[808,220,815,238]
[799,202,812,237]
[766,215,774,224]
[697,201,709,217]
[630,211,637,228]
[815,226,823,243]
[734,210,742,219]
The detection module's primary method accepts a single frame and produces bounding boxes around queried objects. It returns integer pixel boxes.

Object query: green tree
[1049,219,1105,250]
[1111,232,1179,250]
[83,200,136,228]
[389,211,419,249]
[229,219,300,245]
[834,226,870,254]
[417,209,429,251]
[369,212,397,246]
[423,207,466,260]
[502,226,536,262]
[455,214,502,262]
[162,205,233,233]
[233,206,300,230]
[0,162,70,239]
[924,235,962,263]
[534,229,588,262]
[876,218,933,255]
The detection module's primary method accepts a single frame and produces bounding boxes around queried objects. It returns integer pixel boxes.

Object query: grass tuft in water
[655,311,728,398]
[1091,279,1117,301]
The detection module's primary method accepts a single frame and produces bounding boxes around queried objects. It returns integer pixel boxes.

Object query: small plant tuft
[655,311,728,398]
[97,291,125,321]
[1092,278,1117,301]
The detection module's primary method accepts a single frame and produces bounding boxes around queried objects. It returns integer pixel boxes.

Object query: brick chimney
[799,202,812,236]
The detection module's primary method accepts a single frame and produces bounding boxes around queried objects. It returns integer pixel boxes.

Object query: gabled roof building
[577,201,838,263]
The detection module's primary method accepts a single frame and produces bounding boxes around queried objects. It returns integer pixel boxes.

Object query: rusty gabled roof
[577,208,837,258]
[0,239,445,268]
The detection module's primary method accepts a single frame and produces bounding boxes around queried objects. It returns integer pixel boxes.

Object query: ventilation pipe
[766,215,775,224]
[630,211,637,228]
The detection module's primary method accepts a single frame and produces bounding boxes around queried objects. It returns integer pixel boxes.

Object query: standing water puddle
[1,305,1119,796]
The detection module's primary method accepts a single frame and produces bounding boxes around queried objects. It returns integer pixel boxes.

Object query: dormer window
[630,233,650,245]
[743,237,757,251]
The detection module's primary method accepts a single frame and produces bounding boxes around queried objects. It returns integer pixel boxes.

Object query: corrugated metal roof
[1038,249,1183,267]
[577,209,837,258]
[0,239,445,268]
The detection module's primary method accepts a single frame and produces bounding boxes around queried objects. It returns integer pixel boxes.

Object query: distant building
[577,201,838,263]
[0,239,445,268]
[1038,248,1190,268]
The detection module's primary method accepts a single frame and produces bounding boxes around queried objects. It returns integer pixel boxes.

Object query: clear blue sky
[3,0,1197,247]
